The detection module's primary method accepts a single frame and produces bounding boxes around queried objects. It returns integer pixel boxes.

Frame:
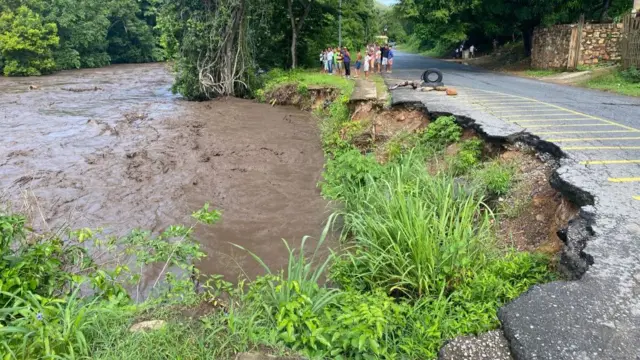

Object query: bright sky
[378,0,398,5]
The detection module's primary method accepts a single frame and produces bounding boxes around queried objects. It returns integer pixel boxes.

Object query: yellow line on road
[564,146,640,150]
[580,160,640,165]
[491,109,567,113]
[525,124,610,128]
[472,99,535,104]
[549,137,640,142]
[608,177,640,183]
[509,118,598,123]
[485,105,551,110]
[634,195,640,200]
[538,130,640,135]
[505,114,583,119]
[458,88,640,132]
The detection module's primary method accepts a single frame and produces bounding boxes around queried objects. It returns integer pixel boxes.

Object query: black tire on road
[422,69,443,84]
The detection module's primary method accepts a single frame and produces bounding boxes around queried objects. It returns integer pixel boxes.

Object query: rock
[129,320,166,332]
[435,86,447,91]
[446,88,458,96]
[420,86,435,92]
[536,214,546,222]
[438,330,513,360]
[29,85,40,90]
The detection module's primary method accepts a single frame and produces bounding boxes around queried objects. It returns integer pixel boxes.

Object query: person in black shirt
[381,45,389,72]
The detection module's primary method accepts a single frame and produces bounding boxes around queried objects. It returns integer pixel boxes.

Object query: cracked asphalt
[386,51,640,360]
[388,51,640,204]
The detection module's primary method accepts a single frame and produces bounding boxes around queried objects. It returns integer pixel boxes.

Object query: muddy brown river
[0,63,331,289]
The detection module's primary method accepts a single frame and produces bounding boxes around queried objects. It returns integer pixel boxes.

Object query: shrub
[0,204,219,359]
[0,6,59,76]
[321,149,383,200]
[449,138,483,175]
[621,66,640,83]
[473,160,516,197]
[422,116,462,147]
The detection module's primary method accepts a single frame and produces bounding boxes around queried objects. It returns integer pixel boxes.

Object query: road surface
[386,51,640,360]
[390,50,640,203]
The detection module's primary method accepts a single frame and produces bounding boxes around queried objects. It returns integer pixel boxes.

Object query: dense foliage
[395,0,634,56]
[159,0,402,99]
[0,0,163,75]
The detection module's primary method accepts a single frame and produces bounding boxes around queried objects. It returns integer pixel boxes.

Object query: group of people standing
[454,43,476,59]
[321,43,394,80]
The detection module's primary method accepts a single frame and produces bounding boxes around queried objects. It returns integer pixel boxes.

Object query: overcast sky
[378,0,398,5]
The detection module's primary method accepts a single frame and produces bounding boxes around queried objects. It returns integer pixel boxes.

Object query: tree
[0,6,59,75]
[287,0,313,69]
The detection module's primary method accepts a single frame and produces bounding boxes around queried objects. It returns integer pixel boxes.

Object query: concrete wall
[532,23,623,69]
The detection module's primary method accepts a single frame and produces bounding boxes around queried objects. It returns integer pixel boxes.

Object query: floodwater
[0,63,331,288]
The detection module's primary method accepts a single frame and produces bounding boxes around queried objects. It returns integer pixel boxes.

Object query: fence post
[567,15,585,70]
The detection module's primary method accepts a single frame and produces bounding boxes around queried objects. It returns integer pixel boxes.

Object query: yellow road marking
[491,109,568,113]
[504,114,584,119]
[484,105,552,110]
[634,195,640,200]
[580,160,640,165]
[457,87,640,132]
[525,124,610,128]
[538,130,640,135]
[474,100,536,104]
[509,119,599,123]
[549,137,640,142]
[608,177,640,183]
[472,98,536,102]
[564,146,640,150]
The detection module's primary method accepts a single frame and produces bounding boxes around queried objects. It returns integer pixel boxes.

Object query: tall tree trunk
[291,32,298,69]
[287,0,313,69]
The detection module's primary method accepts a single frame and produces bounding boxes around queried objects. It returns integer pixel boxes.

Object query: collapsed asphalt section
[386,86,640,360]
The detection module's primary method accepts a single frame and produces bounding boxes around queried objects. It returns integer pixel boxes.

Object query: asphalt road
[385,50,640,360]
[389,51,640,202]
[390,51,640,124]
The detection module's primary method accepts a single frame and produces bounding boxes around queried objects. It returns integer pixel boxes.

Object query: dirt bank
[0,63,331,289]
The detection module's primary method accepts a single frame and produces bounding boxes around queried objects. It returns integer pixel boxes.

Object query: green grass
[338,153,495,298]
[582,68,640,97]
[523,69,563,78]
[258,69,354,100]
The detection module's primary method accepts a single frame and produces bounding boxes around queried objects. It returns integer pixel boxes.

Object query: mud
[0,63,331,288]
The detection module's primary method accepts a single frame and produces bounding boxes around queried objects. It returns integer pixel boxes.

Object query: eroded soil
[0,63,331,289]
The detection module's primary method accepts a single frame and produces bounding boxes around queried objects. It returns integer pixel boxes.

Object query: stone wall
[580,23,623,64]
[532,22,623,69]
[531,25,574,69]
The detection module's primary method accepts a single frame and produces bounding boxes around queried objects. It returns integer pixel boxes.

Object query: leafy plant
[473,160,516,197]
[621,66,640,83]
[321,149,383,200]
[449,138,484,175]
[422,116,463,148]
[237,216,340,356]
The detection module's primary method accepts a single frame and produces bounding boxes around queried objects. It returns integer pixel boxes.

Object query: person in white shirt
[327,48,334,74]
[364,51,371,79]
[469,45,475,58]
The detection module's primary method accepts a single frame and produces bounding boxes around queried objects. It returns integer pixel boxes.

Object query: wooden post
[568,15,585,70]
